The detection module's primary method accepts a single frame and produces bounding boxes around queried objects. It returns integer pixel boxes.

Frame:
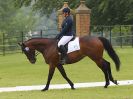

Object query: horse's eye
[25,47,30,51]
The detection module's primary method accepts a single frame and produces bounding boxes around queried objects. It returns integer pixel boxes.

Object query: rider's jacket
[58,15,75,38]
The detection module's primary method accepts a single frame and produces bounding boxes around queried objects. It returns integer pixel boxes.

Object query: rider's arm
[57,19,72,38]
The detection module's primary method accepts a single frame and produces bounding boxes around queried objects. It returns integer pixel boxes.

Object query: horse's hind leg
[104,59,118,85]
[42,66,55,91]
[95,59,110,88]
[57,64,75,89]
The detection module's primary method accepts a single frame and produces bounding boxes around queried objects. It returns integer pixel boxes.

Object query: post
[109,26,112,43]
[131,26,133,48]
[75,0,91,36]
[120,25,122,48]
[2,33,5,56]
[40,30,43,38]
[21,31,24,43]
[101,26,104,37]
[132,32,133,48]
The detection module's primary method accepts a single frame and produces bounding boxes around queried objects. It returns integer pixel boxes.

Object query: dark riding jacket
[57,15,75,39]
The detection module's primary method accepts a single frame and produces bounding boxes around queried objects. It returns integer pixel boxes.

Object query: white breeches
[58,36,73,47]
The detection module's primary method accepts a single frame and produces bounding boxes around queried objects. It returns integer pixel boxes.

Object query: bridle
[23,46,40,59]
[35,51,40,58]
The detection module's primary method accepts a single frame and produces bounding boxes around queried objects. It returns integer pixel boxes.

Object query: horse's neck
[26,38,56,46]
[26,38,57,53]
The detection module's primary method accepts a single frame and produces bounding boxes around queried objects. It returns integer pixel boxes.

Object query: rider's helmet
[62,7,70,14]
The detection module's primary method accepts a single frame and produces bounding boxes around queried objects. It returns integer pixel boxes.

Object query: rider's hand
[55,34,60,39]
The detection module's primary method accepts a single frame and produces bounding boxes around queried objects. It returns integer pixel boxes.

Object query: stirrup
[60,54,67,65]
[60,59,66,65]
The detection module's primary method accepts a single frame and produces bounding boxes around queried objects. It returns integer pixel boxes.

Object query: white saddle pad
[67,37,80,53]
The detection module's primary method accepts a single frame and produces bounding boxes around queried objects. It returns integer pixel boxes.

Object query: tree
[86,0,133,25]
[11,7,37,32]
[0,0,17,32]
[13,0,133,25]
[13,0,82,15]
[0,0,37,33]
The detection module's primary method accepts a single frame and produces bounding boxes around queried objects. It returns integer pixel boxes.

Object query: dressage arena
[0,80,133,93]
[0,48,133,98]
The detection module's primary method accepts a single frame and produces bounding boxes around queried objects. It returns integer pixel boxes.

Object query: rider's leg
[58,36,73,61]
[59,45,67,59]
[58,36,73,49]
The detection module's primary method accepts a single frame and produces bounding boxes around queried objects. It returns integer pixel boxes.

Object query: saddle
[64,37,75,52]
[57,36,75,52]
[57,37,80,64]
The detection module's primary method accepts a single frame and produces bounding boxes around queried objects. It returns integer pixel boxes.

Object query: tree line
[0,0,133,52]
[14,0,133,25]
[0,0,133,35]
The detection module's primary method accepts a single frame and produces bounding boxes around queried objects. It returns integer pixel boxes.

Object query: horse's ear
[18,42,25,47]
[18,42,22,46]
[22,43,26,47]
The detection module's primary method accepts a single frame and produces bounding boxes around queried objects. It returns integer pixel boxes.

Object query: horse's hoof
[114,80,118,85]
[71,87,75,90]
[104,85,108,88]
[41,88,48,91]
[70,84,75,90]
[104,82,110,88]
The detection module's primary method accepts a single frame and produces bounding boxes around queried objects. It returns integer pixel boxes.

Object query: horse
[18,35,120,91]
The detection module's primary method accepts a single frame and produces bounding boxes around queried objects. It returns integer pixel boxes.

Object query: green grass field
[0,48,133,99]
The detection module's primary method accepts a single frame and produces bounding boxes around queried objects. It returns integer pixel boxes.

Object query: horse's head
[18,42,37,64]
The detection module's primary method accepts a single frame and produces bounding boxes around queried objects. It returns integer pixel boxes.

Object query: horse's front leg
[57,64,75,89]
[42,65,55,91]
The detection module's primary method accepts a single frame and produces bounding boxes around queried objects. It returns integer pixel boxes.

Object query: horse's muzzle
[30,58,36,64]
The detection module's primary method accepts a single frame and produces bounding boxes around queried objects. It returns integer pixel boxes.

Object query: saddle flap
[67,37,80,53]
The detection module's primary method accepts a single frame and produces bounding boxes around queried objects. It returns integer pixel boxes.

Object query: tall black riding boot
[59,45,67,64]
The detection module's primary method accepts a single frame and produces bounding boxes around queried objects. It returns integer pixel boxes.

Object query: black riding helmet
[62,7,70,14]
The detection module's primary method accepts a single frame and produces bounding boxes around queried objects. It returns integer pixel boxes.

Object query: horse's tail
[98,37,120,71]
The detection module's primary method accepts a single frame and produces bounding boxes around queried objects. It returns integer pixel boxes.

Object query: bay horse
[18,35,120,91]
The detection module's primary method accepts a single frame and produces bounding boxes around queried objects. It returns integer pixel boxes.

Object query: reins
[35,51,40,57]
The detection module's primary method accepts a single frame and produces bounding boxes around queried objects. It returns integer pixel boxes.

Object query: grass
[0,48,133,99]
[0,86,133,99]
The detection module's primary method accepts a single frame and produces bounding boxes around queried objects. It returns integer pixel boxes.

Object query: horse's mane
[25,37,55,41]
[24,38,57,46]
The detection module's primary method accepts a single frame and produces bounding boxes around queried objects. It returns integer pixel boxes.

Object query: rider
[56,7,75,62]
